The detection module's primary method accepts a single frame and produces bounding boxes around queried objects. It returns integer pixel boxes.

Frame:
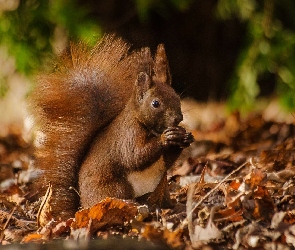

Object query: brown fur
[30,35,193,219]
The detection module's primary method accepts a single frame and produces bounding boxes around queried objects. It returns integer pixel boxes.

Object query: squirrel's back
[29,35,148,219]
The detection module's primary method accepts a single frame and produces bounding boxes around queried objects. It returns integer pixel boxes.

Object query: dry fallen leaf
[21,233,43,243]
[37,183,53,227]
[72,198,138,234]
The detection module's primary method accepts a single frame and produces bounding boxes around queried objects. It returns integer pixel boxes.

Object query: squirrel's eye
[151,99,160,108]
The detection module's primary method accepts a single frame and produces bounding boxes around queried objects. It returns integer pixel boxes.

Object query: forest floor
[0,99,294,249]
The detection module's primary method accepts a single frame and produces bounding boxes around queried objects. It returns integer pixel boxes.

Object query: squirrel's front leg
[145,126,193,208]
[132,126,193,168]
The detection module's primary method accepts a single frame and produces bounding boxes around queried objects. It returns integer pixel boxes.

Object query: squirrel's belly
[127,156,166,197]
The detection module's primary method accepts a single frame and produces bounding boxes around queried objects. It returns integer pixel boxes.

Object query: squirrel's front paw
[161,126,194,148]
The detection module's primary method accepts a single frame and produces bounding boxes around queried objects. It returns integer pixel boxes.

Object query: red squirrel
[30,35,193,219]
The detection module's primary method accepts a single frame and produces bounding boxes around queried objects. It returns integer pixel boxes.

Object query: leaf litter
[0,102,295,249]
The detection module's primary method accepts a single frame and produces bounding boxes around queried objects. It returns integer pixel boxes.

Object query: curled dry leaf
[72,197,138,234]
[37,183,53,227]
[244,168,267,190]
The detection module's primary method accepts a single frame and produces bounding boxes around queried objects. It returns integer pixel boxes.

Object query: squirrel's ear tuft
[137,47,152,75]
[136,72,151,101]
[153,44,171,85]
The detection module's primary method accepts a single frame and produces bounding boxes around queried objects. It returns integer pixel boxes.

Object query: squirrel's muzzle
[166,110,183,126]
[174,113,183,125]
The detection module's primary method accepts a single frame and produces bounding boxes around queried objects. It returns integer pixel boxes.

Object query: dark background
[78,0,245,101]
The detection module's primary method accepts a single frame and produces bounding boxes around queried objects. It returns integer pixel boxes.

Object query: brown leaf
[215,207,243,222]
[242,186,276,221]
[224,181,243,209]
[52,219,73,237]
[229,179,242,190]
[71,208,90,229]
[284,210,295,224]
[72,198,138,234]
[21,233,43,243]
[254,186,276,220]
[30,218,72,242]
[244,169,267,190]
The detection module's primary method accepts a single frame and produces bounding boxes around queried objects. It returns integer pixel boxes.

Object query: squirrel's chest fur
[127,156,165,197]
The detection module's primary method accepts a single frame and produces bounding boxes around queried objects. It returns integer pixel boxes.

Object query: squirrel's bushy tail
[29,35,151,219]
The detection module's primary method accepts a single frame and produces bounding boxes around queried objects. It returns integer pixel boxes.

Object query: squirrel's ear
[138,47,152,75]
[136,72,151,101]
[153,44,171,85]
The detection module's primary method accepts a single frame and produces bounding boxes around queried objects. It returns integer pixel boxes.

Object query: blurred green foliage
[217,0,295,111]
[1,0,295,111]
[0,0,101,96]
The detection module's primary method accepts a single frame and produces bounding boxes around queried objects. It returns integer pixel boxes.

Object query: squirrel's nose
[174,113,183,125]
[167,110,183,125]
